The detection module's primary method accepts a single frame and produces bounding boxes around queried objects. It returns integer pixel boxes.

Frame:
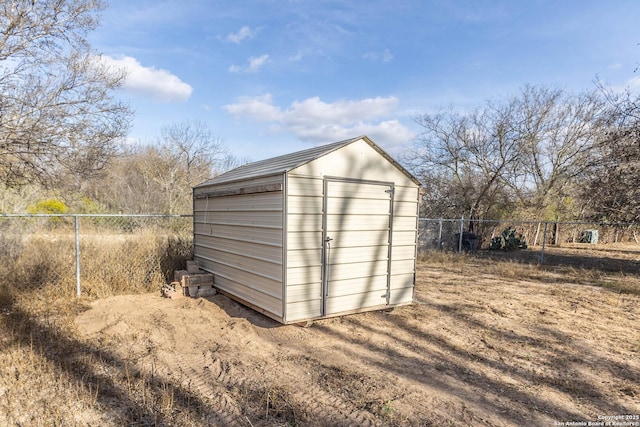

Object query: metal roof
[194,135,421,187]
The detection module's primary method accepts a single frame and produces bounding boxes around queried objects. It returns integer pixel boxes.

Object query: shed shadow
[204,293,283,329]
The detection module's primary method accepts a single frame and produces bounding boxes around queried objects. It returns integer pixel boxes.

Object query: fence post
[540,222,548,264]
[75,215,81,297]
[458,215,464,253]
[437,218,443,251]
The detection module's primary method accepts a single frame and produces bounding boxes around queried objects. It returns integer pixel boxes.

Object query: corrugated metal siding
[284,175,324,320]
[193,137,419,324]
[292,139,417,187]
[322,179,392,316]
[193,177,285,319]
[389,185,419,305]
[283,142,419,322]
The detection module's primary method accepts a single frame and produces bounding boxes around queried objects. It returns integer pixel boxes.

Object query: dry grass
[421,245,640,295]
[0,229,195,426]
[0,239,638,425]
[2,230,192,298]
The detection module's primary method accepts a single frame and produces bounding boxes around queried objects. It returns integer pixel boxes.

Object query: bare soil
[73,246,640,426]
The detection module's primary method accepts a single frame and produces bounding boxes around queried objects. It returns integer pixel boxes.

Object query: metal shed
[192,136,421,324]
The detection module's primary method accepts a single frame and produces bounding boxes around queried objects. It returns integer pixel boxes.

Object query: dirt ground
[74,247,640,426]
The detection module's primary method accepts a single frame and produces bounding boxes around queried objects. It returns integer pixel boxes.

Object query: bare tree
[408,86,607,225]
[580,87,640,222]
[158,121,227,184]
[408,97,526,226]
[148,121,226,214]
[85,121,228,214]
[0,0,132,187]
[514,86,605,213]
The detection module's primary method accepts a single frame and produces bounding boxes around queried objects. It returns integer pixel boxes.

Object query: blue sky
[90,0,640,162]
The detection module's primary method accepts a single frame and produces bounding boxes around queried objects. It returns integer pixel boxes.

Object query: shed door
[321,178,394,316]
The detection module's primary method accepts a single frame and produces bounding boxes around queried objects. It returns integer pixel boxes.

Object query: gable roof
[195,135,420,187]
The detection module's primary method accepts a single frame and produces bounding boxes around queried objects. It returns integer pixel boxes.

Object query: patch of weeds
[316,364,397,420]
[242,384,303,426]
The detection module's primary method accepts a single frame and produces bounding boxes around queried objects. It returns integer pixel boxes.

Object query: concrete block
[185,285,198,297]
[196,285,217,298]
[186,260,202,274]
[182,273,214,288]
[174,270,188,283]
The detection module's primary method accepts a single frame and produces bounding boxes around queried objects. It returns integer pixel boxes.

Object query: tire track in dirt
[152,339,384,426]
[250,353,384,426]
[149,348,244,426]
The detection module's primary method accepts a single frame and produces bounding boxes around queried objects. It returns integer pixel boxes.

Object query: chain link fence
[2,214,638,298]
[419,218,640,263]
[0,214,193,298]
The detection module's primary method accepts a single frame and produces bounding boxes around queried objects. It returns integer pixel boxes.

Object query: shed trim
[282,172,289,322]
[194,182,283,199]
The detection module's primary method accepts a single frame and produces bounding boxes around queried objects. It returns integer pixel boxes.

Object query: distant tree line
[1,0,639,222]
[84,121,239,214]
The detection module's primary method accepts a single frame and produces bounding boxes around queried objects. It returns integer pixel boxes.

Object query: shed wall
[284,142,419,323]
[193,174,285,320]
[192,137,419,324]
[285,175,324,321]
[292,139,416,187]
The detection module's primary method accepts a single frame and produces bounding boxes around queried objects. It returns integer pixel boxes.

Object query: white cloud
[226,26,258,44]
[224,93,282,121]
[228,54,270,73]
[99,55,192,103]
[284,96,398,126]
[289,51,303,62]
[224,94,414,148]
[363,48,394,63]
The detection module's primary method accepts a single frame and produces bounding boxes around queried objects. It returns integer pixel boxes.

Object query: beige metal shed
[192,136,421,324]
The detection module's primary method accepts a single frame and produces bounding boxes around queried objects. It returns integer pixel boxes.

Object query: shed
[192,135,421,324]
